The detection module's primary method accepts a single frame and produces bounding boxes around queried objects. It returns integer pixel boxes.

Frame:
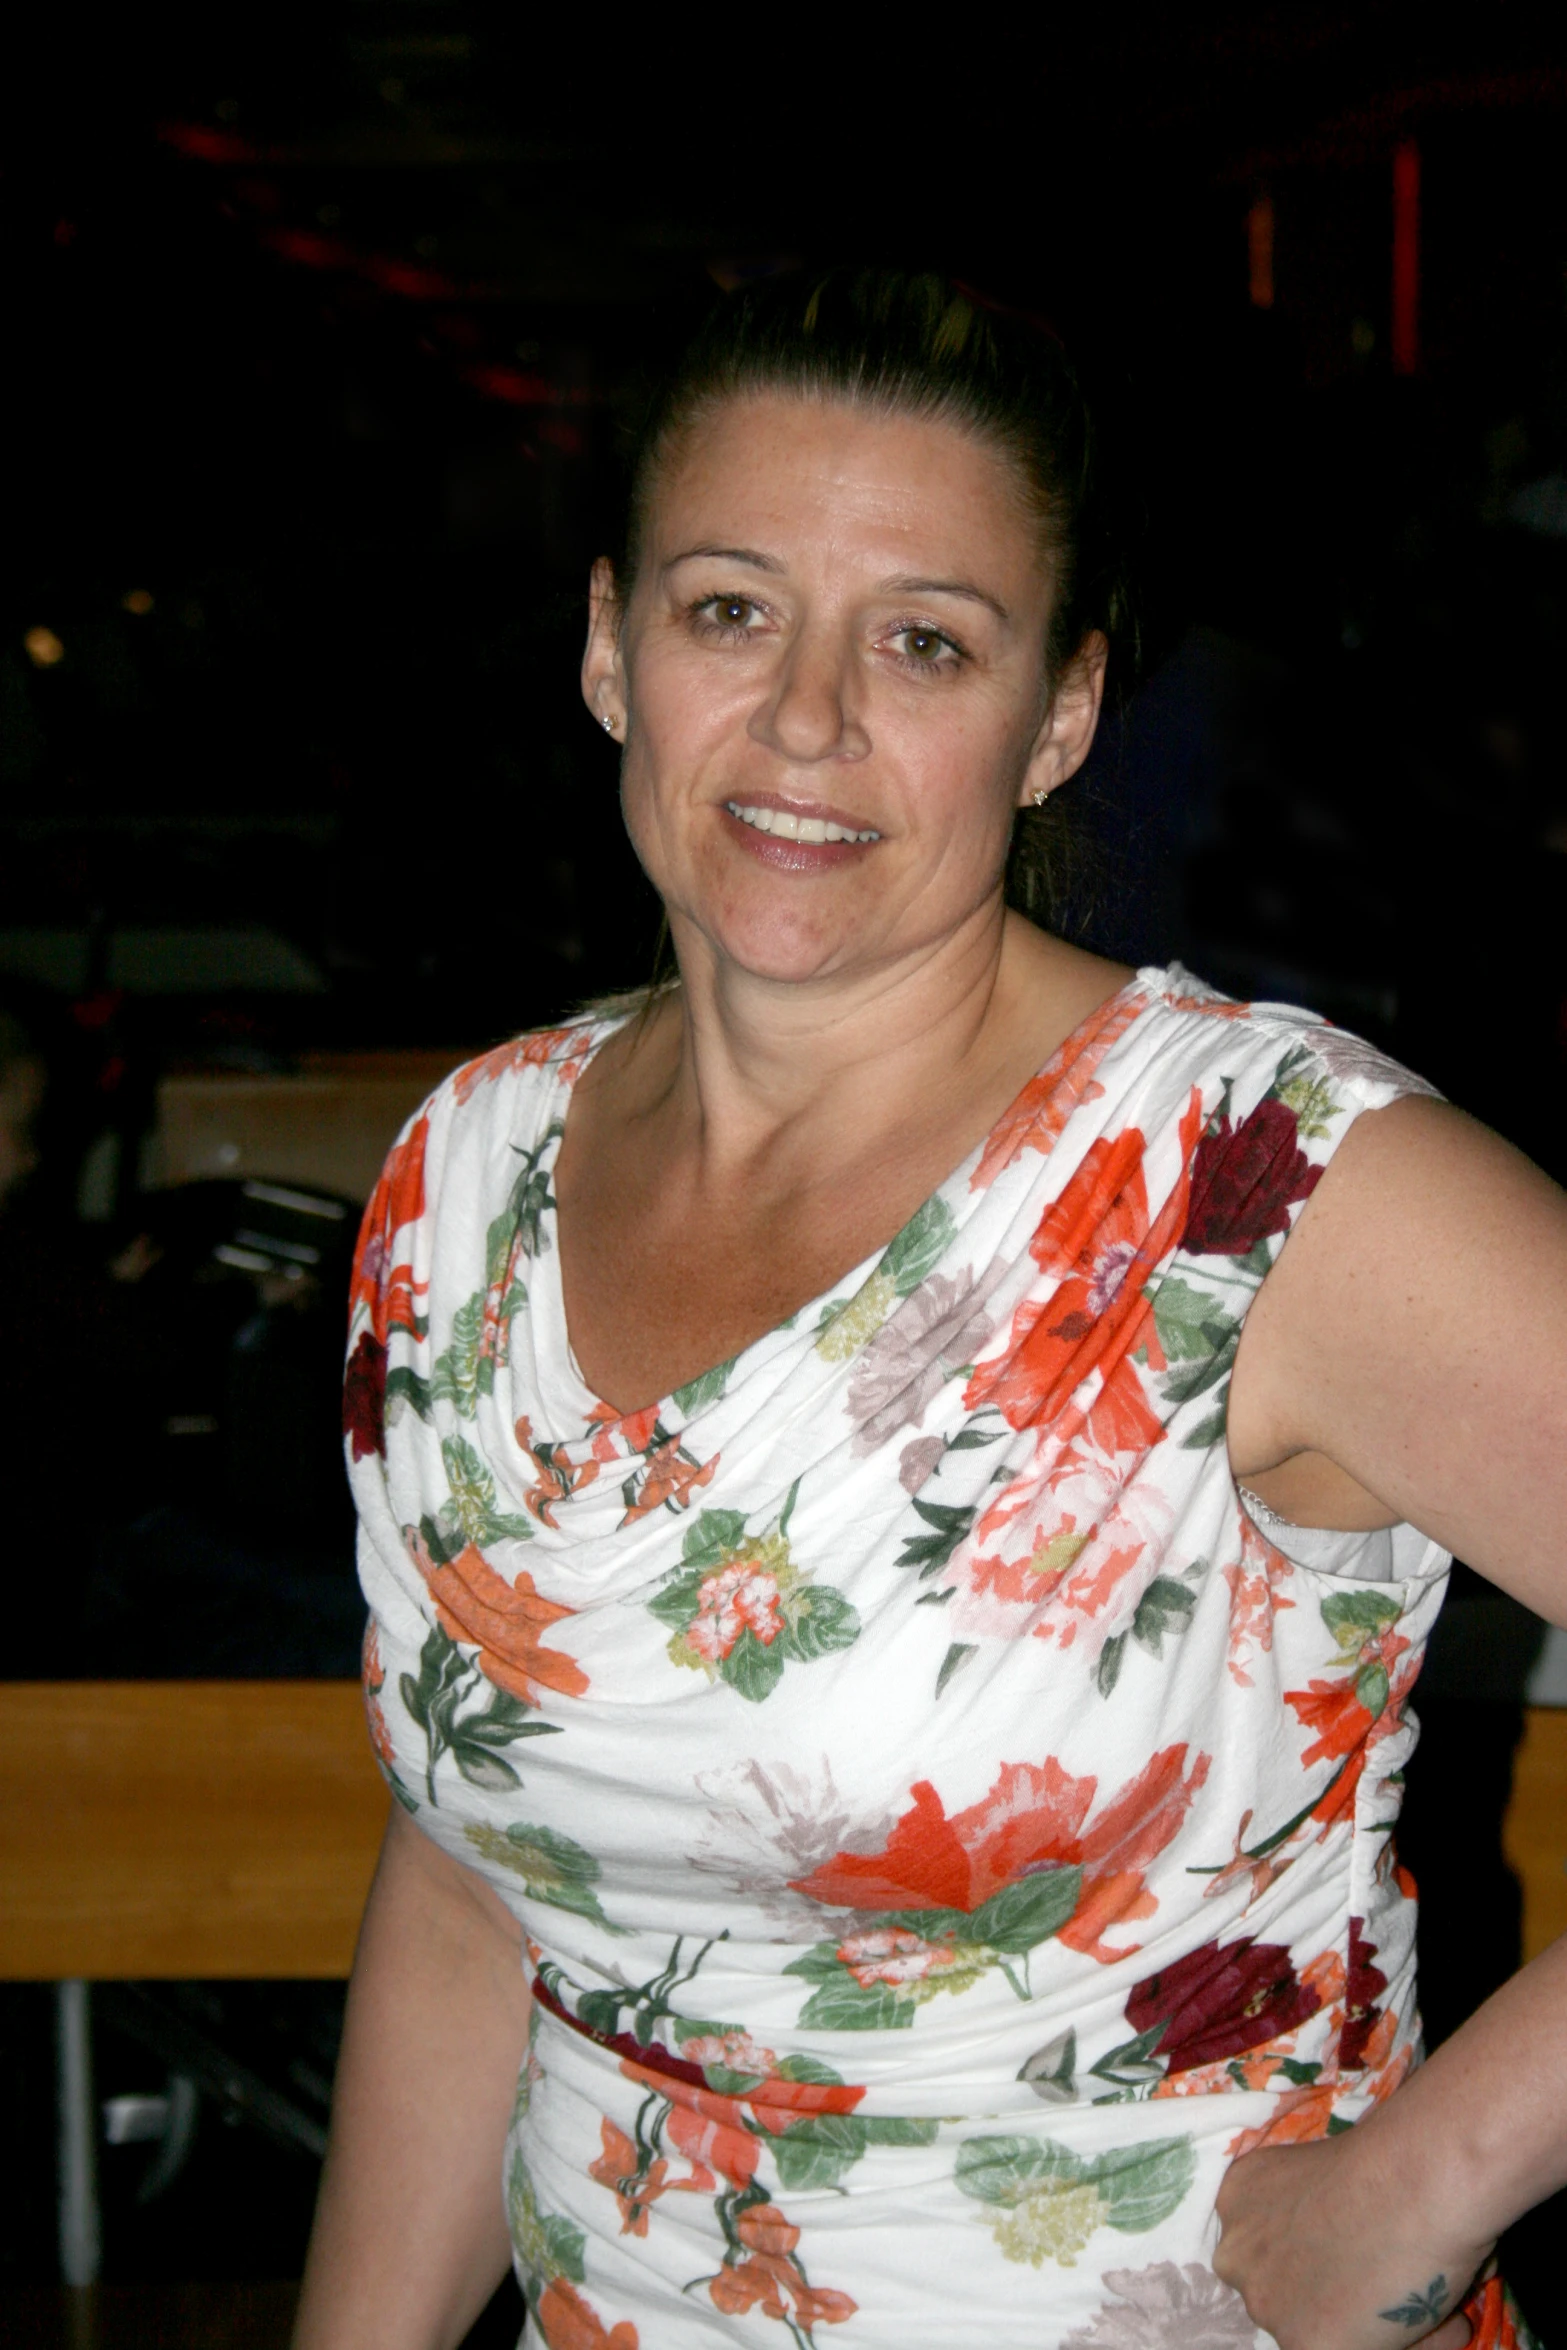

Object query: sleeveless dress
[344,964,1527,2350]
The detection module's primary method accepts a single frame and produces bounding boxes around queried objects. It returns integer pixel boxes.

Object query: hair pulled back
[612,268,1132,927]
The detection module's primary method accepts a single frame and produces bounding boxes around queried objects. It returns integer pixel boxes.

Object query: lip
[718,792,883,873]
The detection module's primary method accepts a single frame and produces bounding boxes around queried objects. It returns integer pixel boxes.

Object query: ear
[1018,631,1108,809]
[581,556,626,736]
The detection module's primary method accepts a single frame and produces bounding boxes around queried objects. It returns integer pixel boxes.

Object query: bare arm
[1221,1097,1567,2346]
[291,1804,529,2350]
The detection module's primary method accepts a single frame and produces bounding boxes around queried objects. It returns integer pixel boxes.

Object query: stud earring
[602,714,615,735]
[1031,785,1049,807]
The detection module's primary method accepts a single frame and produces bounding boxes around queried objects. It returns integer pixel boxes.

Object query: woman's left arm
[1219,1096,1567,2348]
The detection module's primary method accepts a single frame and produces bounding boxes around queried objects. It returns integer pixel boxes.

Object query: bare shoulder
[1235,1093,1567,1614]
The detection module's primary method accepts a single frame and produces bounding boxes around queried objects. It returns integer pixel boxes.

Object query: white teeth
[726,803,880,843]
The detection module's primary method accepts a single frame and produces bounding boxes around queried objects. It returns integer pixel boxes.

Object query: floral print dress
[345,964,1527,2350]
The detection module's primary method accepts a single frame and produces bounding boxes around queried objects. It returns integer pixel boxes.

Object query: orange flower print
[589,2118,669,2236]
[971,989,1144,1190]
[1221,1514,1296,1688]
[533,2277,639,2350]
[619,1435,719,1525]
[707,2204,857,2332]
[1285,1595,1415,1834]
[360,1623,395,1767]
[410,1528,588,1706]
[515,1415,602,1529]
[350,1110,431,1342]
[964,1088,1204,1443]
[451,1024,596,1105]
[792,1745,1209,1965]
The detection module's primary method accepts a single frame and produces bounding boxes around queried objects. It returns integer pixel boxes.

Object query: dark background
[3,4,1565,2343]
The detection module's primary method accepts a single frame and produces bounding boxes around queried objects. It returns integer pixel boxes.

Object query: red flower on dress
[1338,1914,1388,2073]
[1182,1096,1320,1256]
[1285,1628,1414,1833]
[790,1745,1209,1963]
[1126,1934,1321,2074]
[965,1089,1204,1452]
[349,1111,430,1343]
[343,1330,387,1461]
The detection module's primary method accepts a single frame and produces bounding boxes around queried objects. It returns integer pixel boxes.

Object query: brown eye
[712,596,754,628]
[905,629,944,661]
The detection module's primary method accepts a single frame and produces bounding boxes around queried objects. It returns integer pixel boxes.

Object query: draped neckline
[531,968,1155,1453]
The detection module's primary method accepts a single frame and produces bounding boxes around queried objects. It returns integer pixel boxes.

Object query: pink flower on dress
[686,1565,785,1663]
[679,2029,776,2076]
[836,1927,953,1988]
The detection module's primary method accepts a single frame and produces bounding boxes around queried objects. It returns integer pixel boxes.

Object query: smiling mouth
[725,801,881,844]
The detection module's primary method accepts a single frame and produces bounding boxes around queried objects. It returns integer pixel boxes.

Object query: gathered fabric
[345,965,1524,2349]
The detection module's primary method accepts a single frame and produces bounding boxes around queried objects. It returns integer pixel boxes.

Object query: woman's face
[582,393,1103,987]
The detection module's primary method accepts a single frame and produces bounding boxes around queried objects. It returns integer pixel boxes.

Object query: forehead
[647,392,1042,581]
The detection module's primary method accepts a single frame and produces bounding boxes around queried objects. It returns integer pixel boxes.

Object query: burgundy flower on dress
[1182,1097,1321,1256]
[1126,1934,1321,2074]
[1338,1914,1388,2071]
[343,1329,387,1460]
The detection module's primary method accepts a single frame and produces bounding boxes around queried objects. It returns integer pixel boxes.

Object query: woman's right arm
[291,1803,531,2350]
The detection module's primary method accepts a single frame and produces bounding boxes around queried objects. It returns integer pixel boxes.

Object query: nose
[747,626,870,766]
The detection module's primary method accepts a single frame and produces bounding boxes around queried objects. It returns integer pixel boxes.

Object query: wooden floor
[1,2281,298,2348]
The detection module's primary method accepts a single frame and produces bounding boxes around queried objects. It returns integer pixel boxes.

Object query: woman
[296,274,1567,2350]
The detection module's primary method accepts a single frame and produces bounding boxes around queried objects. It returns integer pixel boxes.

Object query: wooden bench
[0,1683,388,2291]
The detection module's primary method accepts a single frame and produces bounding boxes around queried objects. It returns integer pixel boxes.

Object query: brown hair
[611,267,1133,927]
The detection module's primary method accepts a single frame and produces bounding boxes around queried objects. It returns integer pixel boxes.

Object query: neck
[634,897,1061,1189]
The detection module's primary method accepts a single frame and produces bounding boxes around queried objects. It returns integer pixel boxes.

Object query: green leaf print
[956,2132,1195,2267]
[430,1292,486,1415]
[1180,1400,1230,1451]
[652,1505,859,1700]
[969,1866,1084,1956]
[1151,1276,1236,1365]
[936,1640,976,1696]
[464,1819,620,1930]
[399,1626,562,1804]
[383,1363,433,1423]
[769,2109,941,2194]
[1273,1051,1338,1141]
[507,2149,586,2294]
[880,1195,956,1296]
[1323,1590,1403,1651]
[895,1498,977,1578]
[680,1509,751,1568]
[439,1435,533,1546]
[724,1626,788,1704]
[672,1358,735,1416]
[794,1974,918,2032]
[489,1128,560,1277]
[781,1583,859,1662]
[770,2112,873,2192]
[1132,1577,1196,1655]
[1160,1327,1239,1406]
[1096,1633,1128,1697]
[1090,2134,1198,2231]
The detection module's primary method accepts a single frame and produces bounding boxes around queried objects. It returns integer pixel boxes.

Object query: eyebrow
[660,549,1012,624]
[662,544,787,576]
[882,574,1011,623]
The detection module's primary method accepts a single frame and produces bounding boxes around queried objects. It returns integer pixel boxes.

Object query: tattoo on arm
[1379,2277,1450,2329]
